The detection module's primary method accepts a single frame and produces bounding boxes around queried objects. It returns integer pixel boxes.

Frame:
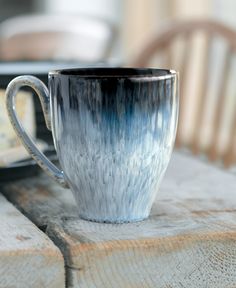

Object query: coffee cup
[6,68,178,223]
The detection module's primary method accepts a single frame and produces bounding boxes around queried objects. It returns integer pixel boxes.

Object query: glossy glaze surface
[49,68,178,222]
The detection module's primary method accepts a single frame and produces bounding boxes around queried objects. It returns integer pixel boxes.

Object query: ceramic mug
[6,68,178,223]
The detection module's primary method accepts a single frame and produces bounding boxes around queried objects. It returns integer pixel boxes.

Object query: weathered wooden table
[1,152,236,287]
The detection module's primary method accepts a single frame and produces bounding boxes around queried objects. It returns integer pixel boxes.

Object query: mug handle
[5,75,68,188]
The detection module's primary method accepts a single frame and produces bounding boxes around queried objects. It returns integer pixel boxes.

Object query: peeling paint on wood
[2,152,236,287]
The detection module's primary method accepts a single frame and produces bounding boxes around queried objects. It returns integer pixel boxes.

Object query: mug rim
[49,67,177,80]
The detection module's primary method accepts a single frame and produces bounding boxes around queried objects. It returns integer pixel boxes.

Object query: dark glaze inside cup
[50,67,175,78]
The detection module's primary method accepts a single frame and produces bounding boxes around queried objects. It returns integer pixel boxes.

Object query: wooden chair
[133,20,236,168]
[0,14,116,62]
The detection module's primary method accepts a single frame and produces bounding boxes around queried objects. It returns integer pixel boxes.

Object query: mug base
[79,214,148,224]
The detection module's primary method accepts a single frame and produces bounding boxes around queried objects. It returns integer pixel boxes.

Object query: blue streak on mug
[5,68,178,223]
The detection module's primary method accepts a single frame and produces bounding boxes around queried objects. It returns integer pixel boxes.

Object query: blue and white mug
[6,68,178,223]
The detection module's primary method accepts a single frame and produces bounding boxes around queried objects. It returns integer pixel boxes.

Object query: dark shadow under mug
[6,68,178,223]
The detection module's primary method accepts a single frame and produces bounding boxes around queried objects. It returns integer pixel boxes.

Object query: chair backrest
[133,20,236,168]
[0,14,116,62]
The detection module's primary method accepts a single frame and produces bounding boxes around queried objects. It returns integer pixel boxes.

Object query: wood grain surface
[2,152,236,287]
[0,193,65,288]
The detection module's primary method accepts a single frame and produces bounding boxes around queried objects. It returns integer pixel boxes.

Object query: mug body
[49,68,178,223]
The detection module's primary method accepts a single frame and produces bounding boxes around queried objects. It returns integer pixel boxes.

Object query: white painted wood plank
[3,152,236,287]
[0,193,65,288]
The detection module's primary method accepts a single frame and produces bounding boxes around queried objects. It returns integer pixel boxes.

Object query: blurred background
[1,0,235,65]
[0,0,236,178]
